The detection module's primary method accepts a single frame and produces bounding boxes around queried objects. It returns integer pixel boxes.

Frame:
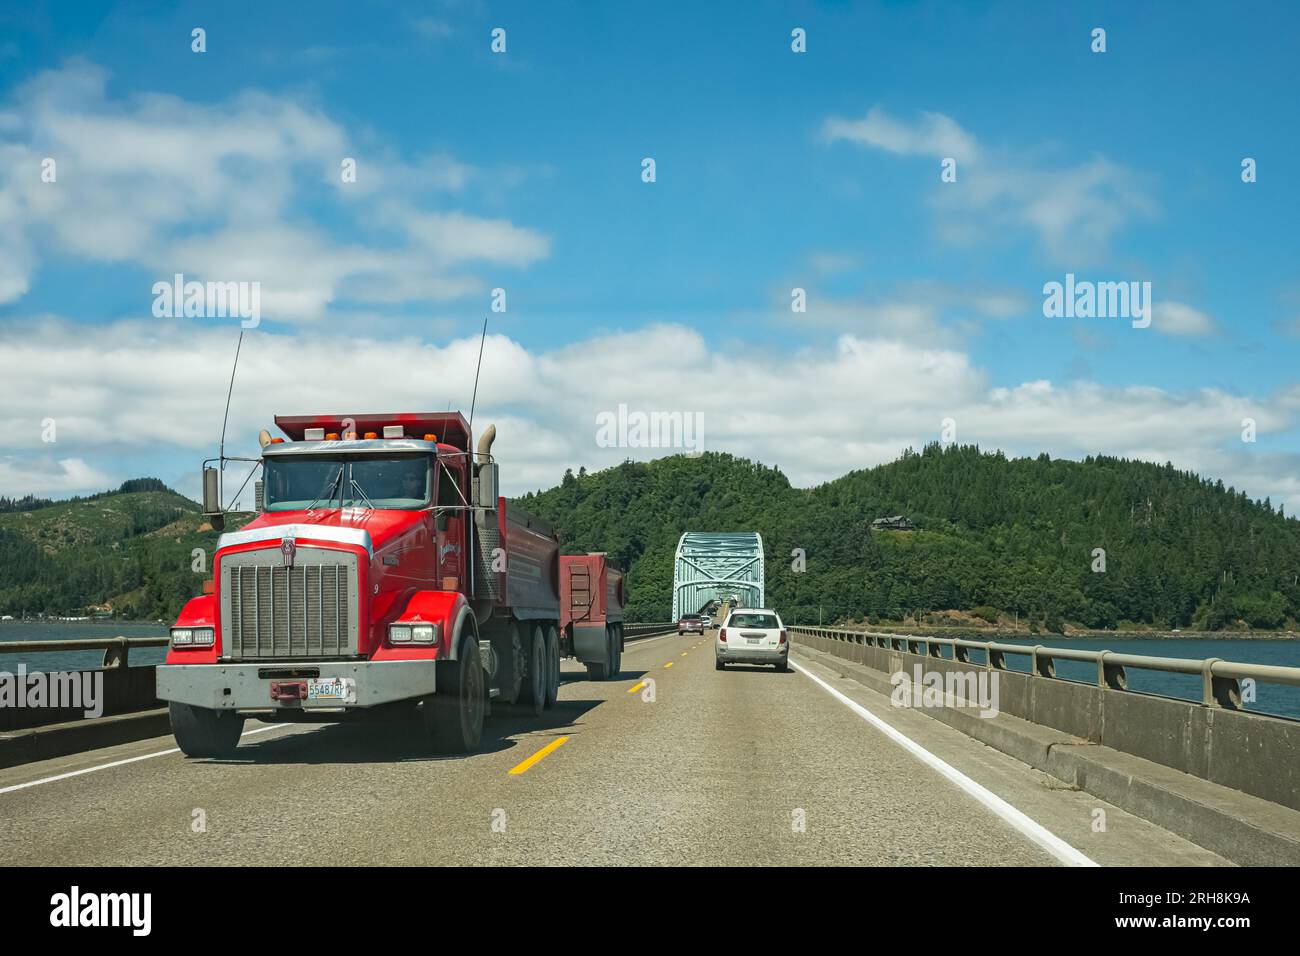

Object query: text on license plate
[307,677,355,702]
[746,637,762,644]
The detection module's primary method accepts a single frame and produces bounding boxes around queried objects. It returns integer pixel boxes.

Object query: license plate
[307,677,355,702]
[747,637,762,644]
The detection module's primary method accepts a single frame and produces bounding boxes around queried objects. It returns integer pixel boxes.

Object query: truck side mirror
[474,462,499,508]
[202,467,225,532]
[254,479,264,512]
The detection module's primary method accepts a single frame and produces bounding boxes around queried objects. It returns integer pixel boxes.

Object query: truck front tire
[169,701,245,759]
[428,638,485,753]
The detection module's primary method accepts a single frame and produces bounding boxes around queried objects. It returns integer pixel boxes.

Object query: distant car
[716,608,788,671]
[700,614,713,629]
[677,613,704,635]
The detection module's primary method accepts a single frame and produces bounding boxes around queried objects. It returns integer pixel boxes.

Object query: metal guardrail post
[1032,645,1056,678]
[1201,658,1242,709]
[1097,650,1128,690]
[102,638,128,668]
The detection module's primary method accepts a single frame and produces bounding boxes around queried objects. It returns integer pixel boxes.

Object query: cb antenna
[468,315,488,435]
[218,329,244,468]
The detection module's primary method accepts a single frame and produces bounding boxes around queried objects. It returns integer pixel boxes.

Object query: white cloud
[1,317,1293,512]
[0,60,547,320]
[1153,301,1217,337]
[822,106,1157,264]
[0,457,113,496]
[788,280,1030,341]
[822,106,979,162]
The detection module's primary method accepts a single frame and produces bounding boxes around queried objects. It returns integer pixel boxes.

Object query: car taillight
[719,628,727,642]
[779,630,787,644]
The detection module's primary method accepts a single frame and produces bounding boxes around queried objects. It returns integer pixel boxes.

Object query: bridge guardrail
[622,623,678,640]
[0,636,167,669]
[788,626,1300,711]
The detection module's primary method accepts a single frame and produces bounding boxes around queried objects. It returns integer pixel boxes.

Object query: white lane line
[622,633,681,652]
[0,722,290,796]
[791,657,1098,868]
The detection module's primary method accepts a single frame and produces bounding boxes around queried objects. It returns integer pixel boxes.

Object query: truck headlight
[389,623,438,644]
[171,627,214,647]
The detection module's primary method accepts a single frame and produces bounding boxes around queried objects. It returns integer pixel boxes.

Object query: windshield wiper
[305,465,345,513]
[347,472,376,511]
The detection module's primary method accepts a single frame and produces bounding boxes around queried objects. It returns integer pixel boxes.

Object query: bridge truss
[672,531,765,619]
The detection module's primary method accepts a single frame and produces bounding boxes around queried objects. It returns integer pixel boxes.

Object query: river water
[4,621,1299,718]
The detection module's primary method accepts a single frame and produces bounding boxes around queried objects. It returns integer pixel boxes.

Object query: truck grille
[220,548,360,659]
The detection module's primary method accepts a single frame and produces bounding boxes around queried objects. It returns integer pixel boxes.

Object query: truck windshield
[263,455,431,511]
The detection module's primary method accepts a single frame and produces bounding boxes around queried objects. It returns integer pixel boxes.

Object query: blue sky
[1,0,1297,506]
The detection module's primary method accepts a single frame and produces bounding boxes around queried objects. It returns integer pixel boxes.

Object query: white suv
[716,608,788,671]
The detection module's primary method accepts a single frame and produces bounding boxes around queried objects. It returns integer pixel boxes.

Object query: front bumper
[156,660,438,712]
[716,643,788,665]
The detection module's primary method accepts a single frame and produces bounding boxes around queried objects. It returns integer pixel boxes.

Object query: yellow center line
[627,681,646,694]
[681,651,688,656]
[508,735,569,775]
[664,661,674,668]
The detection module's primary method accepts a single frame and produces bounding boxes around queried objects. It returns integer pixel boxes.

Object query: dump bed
[489,498,560,619]
[559,553,625,631]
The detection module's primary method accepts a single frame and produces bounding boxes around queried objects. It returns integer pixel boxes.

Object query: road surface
[0,632,1226,866]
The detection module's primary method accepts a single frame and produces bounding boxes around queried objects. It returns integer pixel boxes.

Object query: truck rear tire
[169,701,245,759]
[518,624,546,717]
[584,625,617,681]
[428,639,485,754]
[543,625,560,708]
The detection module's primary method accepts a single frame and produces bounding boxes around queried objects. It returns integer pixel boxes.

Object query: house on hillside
[870,515,916,531]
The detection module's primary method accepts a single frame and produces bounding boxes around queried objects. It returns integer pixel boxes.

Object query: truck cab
[158,412,570,758]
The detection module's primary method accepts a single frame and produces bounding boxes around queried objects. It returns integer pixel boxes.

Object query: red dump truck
[157,411,625,758]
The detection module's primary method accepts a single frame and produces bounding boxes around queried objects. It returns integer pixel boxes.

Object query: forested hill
[514,445,1300,630]
[4,449,1298,630]
[0,481,229,620]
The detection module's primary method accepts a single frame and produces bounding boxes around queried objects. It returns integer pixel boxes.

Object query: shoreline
[841,624,1300,642]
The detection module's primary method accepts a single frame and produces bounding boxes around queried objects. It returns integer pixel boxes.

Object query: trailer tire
[428,638,485,754]
[543,625,560,708]
[169,702,245,758]
[518,624,546,716]
[608,625,621,678]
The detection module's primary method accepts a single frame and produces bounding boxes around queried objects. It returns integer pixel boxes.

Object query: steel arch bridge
[672,532,765,620]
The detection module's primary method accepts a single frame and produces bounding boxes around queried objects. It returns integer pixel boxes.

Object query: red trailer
[157,412,572,757]
[559,553,625,680]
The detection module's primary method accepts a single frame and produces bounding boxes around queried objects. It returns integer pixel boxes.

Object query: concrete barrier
[0,665,162,731]
[793,638,1300,865]
[0,708,172,770]
[792,627,1300,813]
